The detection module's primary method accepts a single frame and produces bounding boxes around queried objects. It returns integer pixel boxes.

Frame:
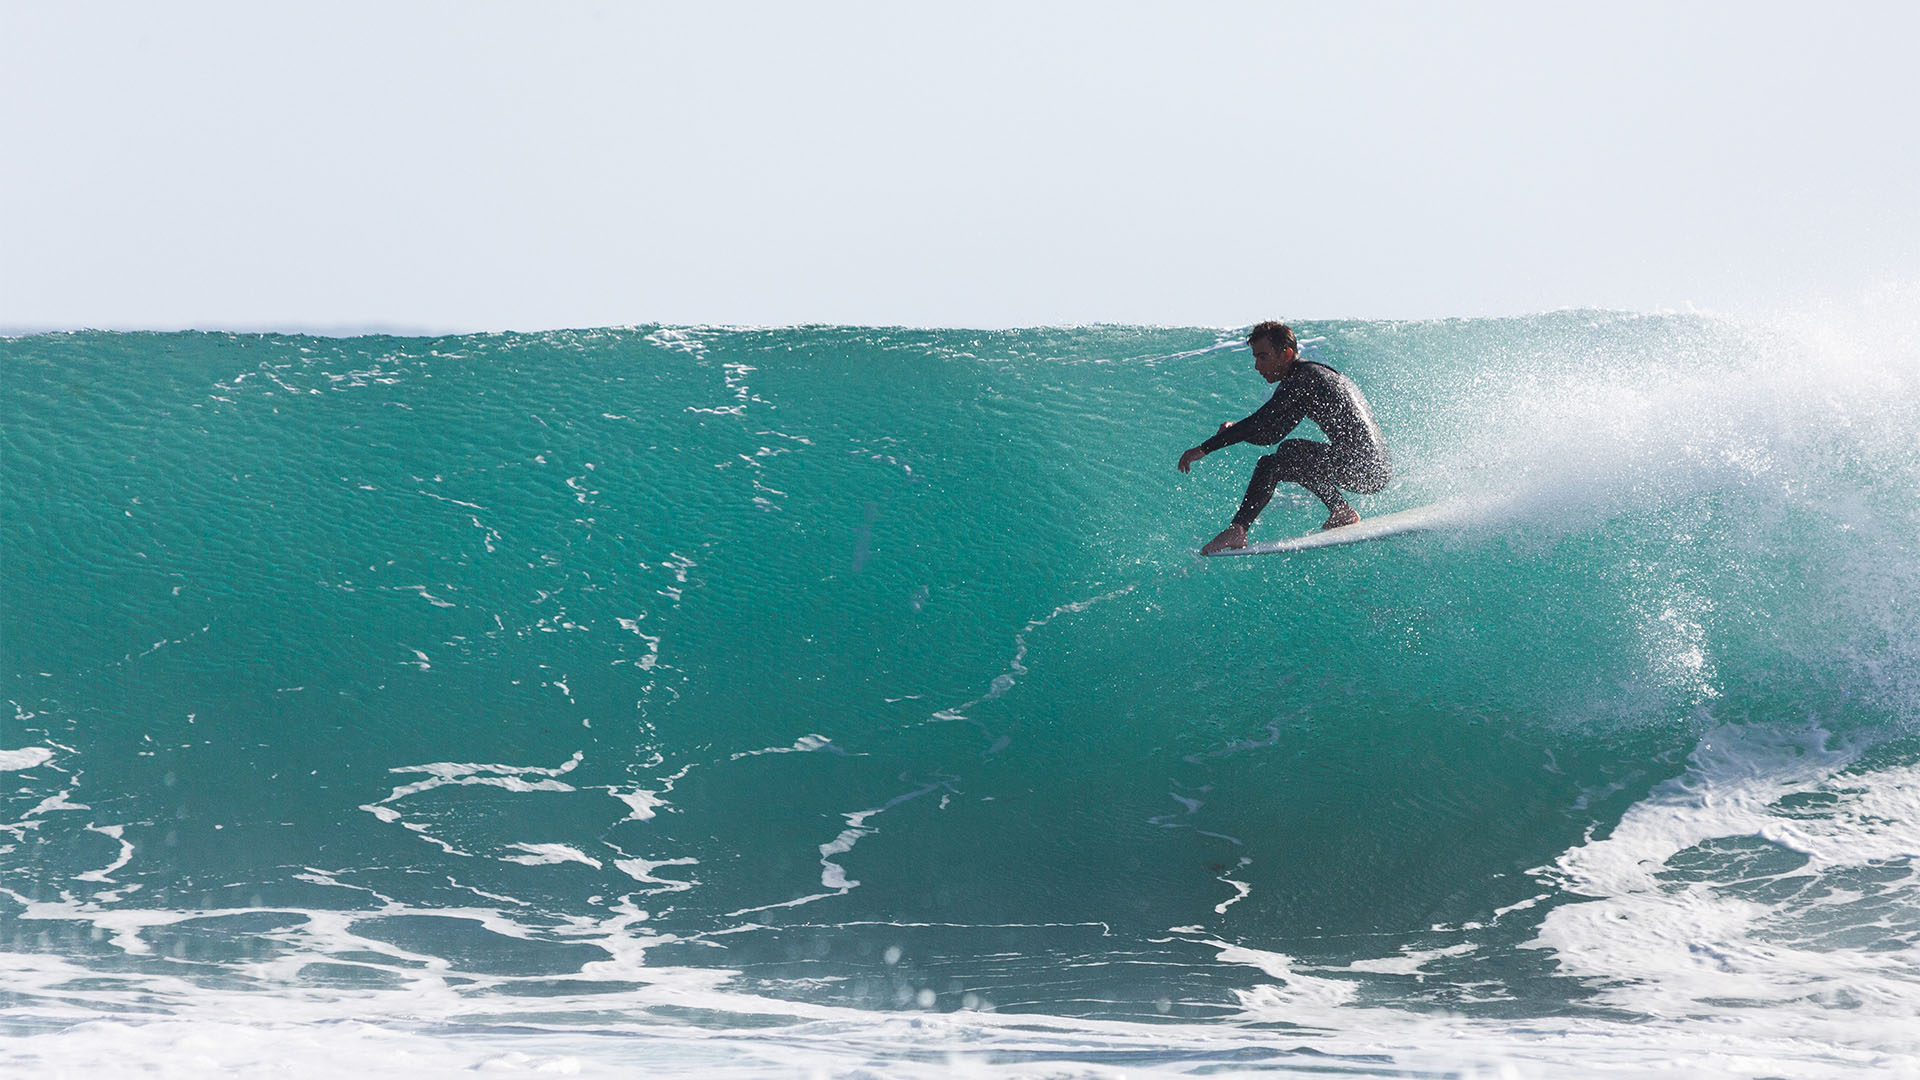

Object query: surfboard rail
[1201,499,1467,556]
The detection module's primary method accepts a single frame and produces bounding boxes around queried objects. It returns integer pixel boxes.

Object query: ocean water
[3,303,1917,1078]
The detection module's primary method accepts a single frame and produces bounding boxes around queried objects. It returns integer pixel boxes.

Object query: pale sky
[4,1,1917,332]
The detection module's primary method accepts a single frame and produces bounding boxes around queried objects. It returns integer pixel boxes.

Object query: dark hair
[1247,321,1296,353]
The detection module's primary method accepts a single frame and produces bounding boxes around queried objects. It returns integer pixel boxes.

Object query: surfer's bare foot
[1321,506,1361,530]
[1202,524,1248,555]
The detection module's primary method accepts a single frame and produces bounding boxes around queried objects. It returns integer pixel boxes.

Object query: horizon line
[0,305,1698,340]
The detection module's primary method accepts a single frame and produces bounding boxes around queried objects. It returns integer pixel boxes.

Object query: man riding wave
[1178,322,1391,554]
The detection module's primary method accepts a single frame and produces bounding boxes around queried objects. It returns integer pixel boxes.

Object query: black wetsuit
[1199,361,1391,527]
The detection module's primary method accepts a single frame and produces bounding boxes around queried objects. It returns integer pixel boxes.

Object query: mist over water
[3,303,1917,1077]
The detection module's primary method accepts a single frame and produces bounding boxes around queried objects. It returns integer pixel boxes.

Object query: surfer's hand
[1178,446,1206,473]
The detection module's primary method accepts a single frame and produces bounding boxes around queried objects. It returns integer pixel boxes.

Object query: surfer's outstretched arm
[1176,421,1236,473]
[1202,396,1306,453]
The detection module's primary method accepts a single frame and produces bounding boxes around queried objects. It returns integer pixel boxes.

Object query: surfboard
[1201,500,1465,556]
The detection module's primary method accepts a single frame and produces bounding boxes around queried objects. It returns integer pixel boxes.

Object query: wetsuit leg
[1230,439,1348,527]
[1344,454,1391,495]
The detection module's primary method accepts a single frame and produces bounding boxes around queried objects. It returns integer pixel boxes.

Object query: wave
[3,299,1917,1075]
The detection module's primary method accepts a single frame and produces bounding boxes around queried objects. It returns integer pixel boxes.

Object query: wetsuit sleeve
[1198,387,1307,453]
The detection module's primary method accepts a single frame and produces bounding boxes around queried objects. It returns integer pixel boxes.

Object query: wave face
[4,308,1918,1076]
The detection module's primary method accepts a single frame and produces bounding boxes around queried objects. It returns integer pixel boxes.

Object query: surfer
[1178,322,1390,555]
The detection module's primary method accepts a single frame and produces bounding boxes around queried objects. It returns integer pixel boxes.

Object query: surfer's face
[1251,340,1294,382]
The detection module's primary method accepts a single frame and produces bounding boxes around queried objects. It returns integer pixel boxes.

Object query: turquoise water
[3,312,1918,1076]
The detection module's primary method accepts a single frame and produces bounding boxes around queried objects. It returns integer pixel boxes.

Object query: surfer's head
[1247,321,1296,355]
[1248,321,1297,382]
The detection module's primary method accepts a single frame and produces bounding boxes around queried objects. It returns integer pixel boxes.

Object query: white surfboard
[1201,500,1466,556]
